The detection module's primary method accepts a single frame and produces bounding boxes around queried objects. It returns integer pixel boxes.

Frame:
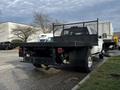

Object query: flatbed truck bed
[19,19,103,72]
[20,35,98,47]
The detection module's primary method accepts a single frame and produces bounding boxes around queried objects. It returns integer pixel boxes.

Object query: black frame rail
[52,18,99,37]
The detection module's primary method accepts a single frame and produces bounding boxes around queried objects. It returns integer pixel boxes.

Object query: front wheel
[99,53,104,59]
[118,47,120,50]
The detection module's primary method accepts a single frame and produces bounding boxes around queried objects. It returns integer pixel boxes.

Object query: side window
[89,27,97,34]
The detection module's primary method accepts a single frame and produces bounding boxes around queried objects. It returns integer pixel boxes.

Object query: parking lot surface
[0,50,87,90]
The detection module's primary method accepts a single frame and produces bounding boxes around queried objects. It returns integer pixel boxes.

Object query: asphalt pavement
[0,49,87,90]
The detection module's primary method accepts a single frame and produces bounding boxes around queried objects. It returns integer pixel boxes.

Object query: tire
[69,47,93,73]
[33,63,50,70]
[43,65,50,70]
[5,46,9,50]
[99,50,104,59]
[33,63,42,68]
[40,64,50,70]
[84,49,93,73]
[99,54,104,59]
[119,47,120,50]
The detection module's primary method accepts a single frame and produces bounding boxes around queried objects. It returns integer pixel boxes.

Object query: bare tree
[33,12,51,33]
[12,26,37,42]
[33,12,61,33]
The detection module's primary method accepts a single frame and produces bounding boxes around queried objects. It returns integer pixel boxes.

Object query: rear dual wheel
[33,63,50,70]
[33,63,42,68]
[84,49,93,72]
[87,55,93,70]
[69,48,93,73]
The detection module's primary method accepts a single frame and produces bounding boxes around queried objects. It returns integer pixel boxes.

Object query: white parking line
[0,64,15,71]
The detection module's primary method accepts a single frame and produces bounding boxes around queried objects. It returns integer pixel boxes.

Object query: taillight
[19,47,23,57]
[19,47,23,53]
[57,48,64,54]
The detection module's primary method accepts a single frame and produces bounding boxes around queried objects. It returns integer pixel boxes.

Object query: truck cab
[39,33,53,42]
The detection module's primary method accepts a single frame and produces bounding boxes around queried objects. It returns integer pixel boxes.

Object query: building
[0,22,29,42]
[0,22,43,42]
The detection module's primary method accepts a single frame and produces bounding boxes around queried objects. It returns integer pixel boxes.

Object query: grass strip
[78,56,120,90]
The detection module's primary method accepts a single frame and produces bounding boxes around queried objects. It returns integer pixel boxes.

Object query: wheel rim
[88,56,93,68]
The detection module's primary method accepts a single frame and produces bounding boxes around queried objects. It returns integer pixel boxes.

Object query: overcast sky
[0,0,120,32]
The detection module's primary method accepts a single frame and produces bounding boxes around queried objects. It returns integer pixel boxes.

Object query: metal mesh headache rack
[52,18,99,37]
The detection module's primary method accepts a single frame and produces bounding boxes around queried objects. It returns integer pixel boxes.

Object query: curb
[72,57,108,90]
